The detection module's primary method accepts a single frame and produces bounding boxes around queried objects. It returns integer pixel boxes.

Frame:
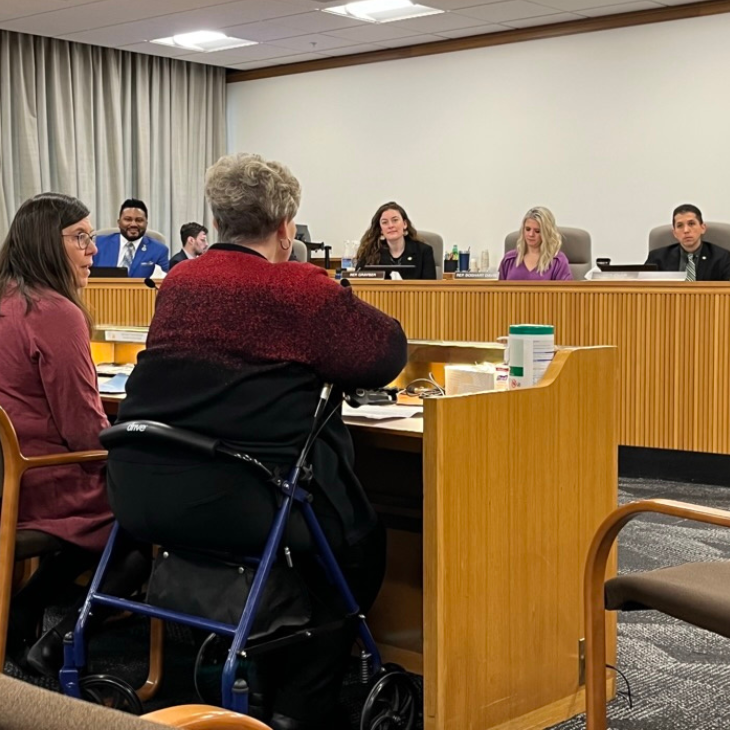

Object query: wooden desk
[99,343,618,729]
[85,277,730,454]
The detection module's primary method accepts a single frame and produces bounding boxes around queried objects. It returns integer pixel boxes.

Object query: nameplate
[342,271,386,279]
[455,272,491,279]
[105,330,147,343]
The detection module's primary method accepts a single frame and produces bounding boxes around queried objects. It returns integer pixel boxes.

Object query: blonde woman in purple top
[499,207,572,281]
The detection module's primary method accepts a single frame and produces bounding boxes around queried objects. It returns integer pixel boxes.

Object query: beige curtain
[0,30,226,253]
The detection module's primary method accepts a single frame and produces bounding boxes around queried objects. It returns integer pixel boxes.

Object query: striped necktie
[121,241,135,271]
[685,253,696,282]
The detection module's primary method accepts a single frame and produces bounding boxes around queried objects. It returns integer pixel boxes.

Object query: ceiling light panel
[324,0,444,23]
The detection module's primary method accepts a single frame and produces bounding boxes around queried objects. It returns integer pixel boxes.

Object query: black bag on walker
[146,547,312,640]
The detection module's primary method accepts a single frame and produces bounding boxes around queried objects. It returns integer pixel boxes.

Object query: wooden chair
[0,673,272,729]
[584,498,730,729]
[0,406,163,700]
[0,406,107,669]
[144,705,273,729]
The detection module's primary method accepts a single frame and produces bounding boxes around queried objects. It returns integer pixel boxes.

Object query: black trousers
[108,454,387,724]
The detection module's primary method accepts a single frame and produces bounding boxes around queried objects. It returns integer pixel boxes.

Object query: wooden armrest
[142,705,272,730]
[586,498,730,589]
[22,449,107,471]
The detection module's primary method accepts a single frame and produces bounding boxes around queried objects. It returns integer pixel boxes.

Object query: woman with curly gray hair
[107,153,408,730]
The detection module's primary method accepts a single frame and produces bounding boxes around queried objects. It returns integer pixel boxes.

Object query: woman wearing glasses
[0,193,145,676]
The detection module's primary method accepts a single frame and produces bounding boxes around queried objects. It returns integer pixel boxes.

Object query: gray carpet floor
[6,476,730,729]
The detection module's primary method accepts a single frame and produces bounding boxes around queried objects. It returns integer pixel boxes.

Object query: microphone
[340,278,351,288]
[144,278,159,296]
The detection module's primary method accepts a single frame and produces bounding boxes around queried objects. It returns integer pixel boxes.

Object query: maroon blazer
[0,289,113,551]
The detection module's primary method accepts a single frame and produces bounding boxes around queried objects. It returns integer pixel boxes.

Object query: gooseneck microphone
[143,278,159,296]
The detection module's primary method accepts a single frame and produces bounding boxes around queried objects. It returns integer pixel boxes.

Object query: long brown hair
[0,192,93,332]
[356,201,420,266]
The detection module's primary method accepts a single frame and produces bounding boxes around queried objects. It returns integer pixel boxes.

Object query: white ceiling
[0,0,706,72]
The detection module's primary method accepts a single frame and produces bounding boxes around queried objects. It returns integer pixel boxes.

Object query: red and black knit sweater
[118,244,408,544]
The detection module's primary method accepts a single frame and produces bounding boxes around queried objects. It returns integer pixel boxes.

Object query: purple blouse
[498,250,572,281]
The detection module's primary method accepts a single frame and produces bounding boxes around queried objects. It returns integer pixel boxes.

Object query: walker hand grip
[100,421,220,457]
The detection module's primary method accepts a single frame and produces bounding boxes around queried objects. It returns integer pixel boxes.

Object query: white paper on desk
[96,363,135,377]
[98,373,129,394]
[342,403,422,420]
[151,265,167,280]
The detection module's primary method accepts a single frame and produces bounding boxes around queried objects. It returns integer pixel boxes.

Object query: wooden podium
[350,345,618,730]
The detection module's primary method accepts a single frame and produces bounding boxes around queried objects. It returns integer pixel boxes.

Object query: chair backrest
[96,227,167,246]
[648,221,730,253]
[418,230,444,279]
[290,239,309,263]
[504,226,592,280]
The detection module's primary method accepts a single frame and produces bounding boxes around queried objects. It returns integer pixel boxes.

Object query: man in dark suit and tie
[646,204,730,281]
[169,222,208,269]
[93,199,169,277]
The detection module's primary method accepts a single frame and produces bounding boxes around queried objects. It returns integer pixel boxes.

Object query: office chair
[648,221,730,254]
[289,239,308,263]
[584,498,730,730]
[504,227,592,279]
[0,406,106,670]
[95,228,168,246]
[418,230,444,279]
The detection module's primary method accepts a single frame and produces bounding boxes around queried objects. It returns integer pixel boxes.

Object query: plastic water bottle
[341,241,353,271]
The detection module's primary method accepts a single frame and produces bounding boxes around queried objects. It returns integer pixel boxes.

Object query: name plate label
[342,271,386,279]
[105,330,148,343]
[455,271,492,279]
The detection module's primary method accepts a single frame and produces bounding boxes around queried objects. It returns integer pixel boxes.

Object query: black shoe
[270,713,316,730]
[26,627,64,679]
[270,707,347,730]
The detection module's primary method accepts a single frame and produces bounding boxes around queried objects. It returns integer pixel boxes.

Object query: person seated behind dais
[645,203,730,281]
[356,201,436,279]
[107,153,408,730]
[93,198,169,277]
[170,222,208,269]
[499,206,572,281]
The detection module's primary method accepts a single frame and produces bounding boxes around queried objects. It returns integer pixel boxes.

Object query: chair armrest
[23,449,107,470]
[585,498,730,591]
[142,705,272,729]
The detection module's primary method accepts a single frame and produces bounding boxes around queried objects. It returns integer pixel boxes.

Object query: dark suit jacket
[374,236,437,280]
[169,250,193,270]
[645,241,730,281]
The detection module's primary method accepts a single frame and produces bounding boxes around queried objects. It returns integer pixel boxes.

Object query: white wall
[227,14,730,266]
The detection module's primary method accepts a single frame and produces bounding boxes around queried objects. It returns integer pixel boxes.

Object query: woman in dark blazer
[356,201,436,279]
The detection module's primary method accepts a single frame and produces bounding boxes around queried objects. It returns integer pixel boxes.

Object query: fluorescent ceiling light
[323,0,443,23]
[151,31,256,52]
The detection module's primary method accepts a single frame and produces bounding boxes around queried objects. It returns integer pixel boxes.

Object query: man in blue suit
[93,199,169,277]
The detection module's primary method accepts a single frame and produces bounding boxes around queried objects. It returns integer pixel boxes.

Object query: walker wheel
[360,666,417,730]
[79,674,143,715]
[194,633,252,706]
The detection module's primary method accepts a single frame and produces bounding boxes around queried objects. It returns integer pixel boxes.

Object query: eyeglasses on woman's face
[62,232,97,251]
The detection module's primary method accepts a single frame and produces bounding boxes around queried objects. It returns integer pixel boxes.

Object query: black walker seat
[59,385,417,730]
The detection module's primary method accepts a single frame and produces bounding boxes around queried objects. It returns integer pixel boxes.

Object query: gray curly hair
[205,153,301,243]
